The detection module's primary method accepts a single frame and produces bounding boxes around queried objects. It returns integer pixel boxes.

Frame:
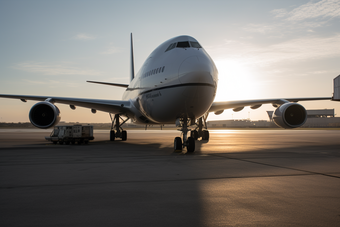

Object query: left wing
[0,94,133,115]
[209,97,332,114]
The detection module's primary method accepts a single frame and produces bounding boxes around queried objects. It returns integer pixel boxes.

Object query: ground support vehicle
[45,125,94,144]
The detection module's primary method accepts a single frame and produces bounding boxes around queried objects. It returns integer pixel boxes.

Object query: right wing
[209,97,332,114]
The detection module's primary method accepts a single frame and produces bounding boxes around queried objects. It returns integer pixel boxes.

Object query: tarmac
[0,129,339,226]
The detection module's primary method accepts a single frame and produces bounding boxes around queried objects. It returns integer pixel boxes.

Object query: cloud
[73,33,96,40]
[208,34,340,67]
[243,24,274,33]
[245,1,339,35]
[101,43,123,55]
[16,62,102,76]
[252,35,340,63]
[23,79,80,87]
[272,0,340,21]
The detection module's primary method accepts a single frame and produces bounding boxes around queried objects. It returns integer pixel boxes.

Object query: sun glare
[214,59,260,101]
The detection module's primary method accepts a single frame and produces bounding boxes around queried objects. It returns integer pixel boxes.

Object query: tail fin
[130,33,135,82]
[333,75,340,101]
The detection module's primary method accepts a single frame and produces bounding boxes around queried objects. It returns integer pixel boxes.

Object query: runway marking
[208,153,340,180]
[2,172,340,189]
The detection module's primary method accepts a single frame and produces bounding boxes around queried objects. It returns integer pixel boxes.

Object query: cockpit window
[165,41,201,52]
[165,43,176,52]
[176,41,190,48]
[190,41,202,48]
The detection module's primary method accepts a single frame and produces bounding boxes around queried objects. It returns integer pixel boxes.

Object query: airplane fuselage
[123,36,218,124]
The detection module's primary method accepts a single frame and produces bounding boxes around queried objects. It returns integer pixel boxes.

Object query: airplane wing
[0,94,133,116]
[209,97,332,114]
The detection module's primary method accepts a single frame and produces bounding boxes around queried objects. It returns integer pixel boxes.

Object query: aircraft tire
[122,130,127,141]
[174,137,182,152]
[191,130,198,140]
[187,137,195,153]
[202,130,209,141]
[110,131,115,141]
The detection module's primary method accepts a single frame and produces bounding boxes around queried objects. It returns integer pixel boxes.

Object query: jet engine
[29,101,61,129]
[273,103,307,129]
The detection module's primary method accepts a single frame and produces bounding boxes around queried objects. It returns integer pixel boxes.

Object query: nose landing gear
[174,117,195,153]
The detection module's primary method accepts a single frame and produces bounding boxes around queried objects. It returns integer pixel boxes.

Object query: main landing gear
[174,117,195,153]
[109,113,129,141]
[190,114,210,141]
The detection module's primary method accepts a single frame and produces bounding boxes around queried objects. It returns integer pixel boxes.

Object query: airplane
[0,34,336,152]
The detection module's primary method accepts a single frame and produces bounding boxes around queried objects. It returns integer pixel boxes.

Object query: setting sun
[214,59,261,102]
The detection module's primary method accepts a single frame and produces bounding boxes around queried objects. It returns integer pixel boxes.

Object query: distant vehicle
[45,125,94,145]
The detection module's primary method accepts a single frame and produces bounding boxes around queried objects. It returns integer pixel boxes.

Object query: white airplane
[0,34,334,152]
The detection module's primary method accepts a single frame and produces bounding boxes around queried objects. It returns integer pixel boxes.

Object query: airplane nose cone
[178,56,214,84]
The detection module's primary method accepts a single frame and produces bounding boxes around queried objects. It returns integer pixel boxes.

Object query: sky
[0,0,339,123]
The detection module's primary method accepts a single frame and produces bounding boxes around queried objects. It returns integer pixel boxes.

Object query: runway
[0,129,339,226]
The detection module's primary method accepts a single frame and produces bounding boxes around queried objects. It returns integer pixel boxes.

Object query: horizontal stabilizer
[87,81,129,88]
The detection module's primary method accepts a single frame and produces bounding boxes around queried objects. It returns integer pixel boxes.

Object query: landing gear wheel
[110,131,115,141]
[53,141,57,144]
[59,141,64,145]
[121,130,127,141]
[65,141,70,145]
[190,130,198,140]
[174,137,182,152]
[71,141,75,145]
[187,137,195,153]
[202,130,209,141]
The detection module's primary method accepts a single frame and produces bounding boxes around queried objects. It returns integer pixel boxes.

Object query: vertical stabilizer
[333,75,340,101]
[130,33,135,81]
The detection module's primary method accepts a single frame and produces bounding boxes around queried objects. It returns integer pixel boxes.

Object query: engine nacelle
[273,103,307,129]
[29,101,61,129]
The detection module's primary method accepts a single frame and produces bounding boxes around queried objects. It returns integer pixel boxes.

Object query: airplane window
[177,41,190,48]
[165,43,176,52]
[165,44,173,52]
[190,42,202,48]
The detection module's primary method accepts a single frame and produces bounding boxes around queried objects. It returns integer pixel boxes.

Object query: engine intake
[273,103,307,129]
[29,101,61,129]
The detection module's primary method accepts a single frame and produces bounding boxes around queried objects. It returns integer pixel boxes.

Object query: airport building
[208,109,340,128]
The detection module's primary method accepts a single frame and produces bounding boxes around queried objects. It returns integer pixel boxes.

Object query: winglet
[130,33,135,82]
